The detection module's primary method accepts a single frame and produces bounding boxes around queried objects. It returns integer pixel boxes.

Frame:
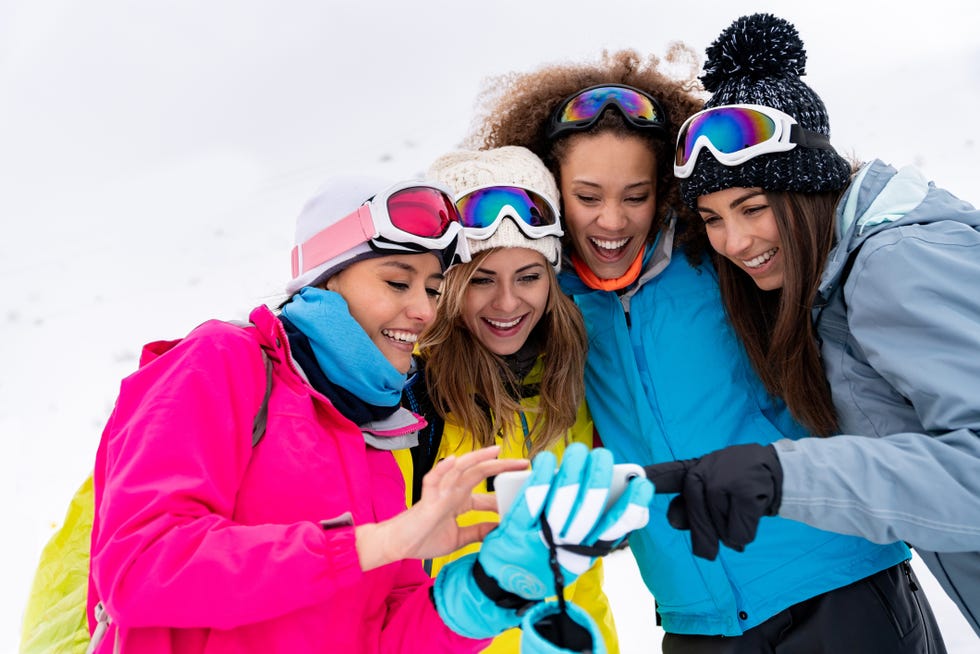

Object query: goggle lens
[676,107,779,167]
[386,186,456,238]
[559,86,659,124]
[456,186,558,230]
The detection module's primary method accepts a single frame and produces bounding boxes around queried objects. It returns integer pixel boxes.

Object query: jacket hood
[819,159,980,297]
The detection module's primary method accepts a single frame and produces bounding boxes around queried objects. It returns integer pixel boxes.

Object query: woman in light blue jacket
[665,11,978,645]
[469,42,930,652]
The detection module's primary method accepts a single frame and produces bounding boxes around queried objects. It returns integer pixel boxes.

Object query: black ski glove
[643,443,783,561]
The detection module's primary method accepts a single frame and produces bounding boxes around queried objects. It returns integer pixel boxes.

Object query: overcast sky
[2,2,978,650]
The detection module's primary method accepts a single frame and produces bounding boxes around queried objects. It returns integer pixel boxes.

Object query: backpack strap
[251,348,274,447]
[84,602,111,654]
[226,319,276,448]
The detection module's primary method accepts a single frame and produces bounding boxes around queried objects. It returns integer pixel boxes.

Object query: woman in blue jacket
[662,11,979,645]
[469,44,943,652]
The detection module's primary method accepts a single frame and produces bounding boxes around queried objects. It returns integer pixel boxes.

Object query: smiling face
[559,132,657,280]
[696,187,785,291]
[461,247,550,356]
[325,253,443,373]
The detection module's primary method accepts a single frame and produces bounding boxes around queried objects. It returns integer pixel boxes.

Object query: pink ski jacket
[88,305,490,653]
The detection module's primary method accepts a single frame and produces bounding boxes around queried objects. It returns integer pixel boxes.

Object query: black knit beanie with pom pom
[679,13,851,208]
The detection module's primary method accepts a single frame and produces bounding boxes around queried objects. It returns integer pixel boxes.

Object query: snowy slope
[2,1,978,651]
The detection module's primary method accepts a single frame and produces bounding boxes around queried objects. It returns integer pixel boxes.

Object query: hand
[430,443,652,640]
[644,443,783,561]
[479,442,653,599]
[355,446,527,570]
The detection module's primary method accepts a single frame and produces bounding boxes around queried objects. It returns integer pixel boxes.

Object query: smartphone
[494,462,646,517]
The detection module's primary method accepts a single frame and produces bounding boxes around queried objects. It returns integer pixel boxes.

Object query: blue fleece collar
[281,287,405,407]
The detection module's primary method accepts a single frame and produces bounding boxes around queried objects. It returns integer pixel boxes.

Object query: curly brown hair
[464,47,710,260]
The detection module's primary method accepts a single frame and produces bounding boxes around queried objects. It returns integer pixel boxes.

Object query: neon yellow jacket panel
[20,476,93,654]
[394,357,619,654]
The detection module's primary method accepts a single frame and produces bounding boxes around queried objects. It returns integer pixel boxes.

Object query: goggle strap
[790,124,834,151]
[291,205,376,277]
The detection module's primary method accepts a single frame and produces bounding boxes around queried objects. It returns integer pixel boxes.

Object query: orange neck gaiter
[571,248,645,292]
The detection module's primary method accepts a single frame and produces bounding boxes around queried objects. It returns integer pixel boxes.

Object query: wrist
[354,521,400,571]
[433,553,524,639]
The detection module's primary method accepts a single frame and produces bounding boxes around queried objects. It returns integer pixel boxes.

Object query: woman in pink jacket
[87,174,651,654]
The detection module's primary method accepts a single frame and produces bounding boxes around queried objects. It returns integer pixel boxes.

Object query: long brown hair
[419,249,588,456]
[467,48,709,262]
[713,190,842,435]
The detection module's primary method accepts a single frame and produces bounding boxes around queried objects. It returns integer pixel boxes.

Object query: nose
[594,201,629,232]
[405,285,437,326]
[491,282,521,313]
[723,220,753,259]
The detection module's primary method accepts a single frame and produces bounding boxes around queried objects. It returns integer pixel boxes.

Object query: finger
[682,472,720,561]
[456,521,500,548]
[420,455,457,494]
[470,492,500,514]
[440,447,525,500]
[561,447,612,542]
[545,443,589,535]
[505,450,557,529]
[666,496,691,530]
[458,456,529,494]
[453,445,503,471]
[723,494,768,552]
[589,476,653,544]
[643,459,697,493]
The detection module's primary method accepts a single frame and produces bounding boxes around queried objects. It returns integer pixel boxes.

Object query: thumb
[643,458,697,494]
[666,495,691,530]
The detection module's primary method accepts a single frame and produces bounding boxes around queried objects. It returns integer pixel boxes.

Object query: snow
[2,1,978,651]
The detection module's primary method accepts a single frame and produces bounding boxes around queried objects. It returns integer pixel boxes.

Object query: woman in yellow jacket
[396,146,619,653]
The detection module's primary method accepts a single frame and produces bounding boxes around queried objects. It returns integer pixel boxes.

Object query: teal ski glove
[432,551,524,639]
[479,443,653,598]
[521,599,606,654]
[432,443,652,639]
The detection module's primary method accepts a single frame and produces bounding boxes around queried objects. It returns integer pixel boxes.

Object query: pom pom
[700,13,807,92]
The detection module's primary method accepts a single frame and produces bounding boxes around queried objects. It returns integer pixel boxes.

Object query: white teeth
[743,247,778,269]
[382,329,418,343]
[486,316,522,329]
[590,236,629,251]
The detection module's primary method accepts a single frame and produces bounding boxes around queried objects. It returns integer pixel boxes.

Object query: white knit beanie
[286,174,394,295]
[426,146,562,270]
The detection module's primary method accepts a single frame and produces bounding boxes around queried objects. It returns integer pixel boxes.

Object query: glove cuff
[521,600,606,654]
[473,559,540,613]
[432,553,525,639]
[764,444,784,515]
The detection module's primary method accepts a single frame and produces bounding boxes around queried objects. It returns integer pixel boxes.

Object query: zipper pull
[902,561,920,591]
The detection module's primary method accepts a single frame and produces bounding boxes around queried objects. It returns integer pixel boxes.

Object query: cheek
[560,203,588,237]
[531,285,551,313]
[460,291,482,329]
[705,228,726,253]
[628,203,656,233]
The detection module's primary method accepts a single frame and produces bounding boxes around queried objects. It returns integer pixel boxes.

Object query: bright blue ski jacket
[559,221,909,636]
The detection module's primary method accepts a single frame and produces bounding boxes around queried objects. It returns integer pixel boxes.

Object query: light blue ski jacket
[559,221,909,636]
[774,160,980,636]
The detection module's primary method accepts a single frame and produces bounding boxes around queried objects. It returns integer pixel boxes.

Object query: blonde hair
[419,249,588,456]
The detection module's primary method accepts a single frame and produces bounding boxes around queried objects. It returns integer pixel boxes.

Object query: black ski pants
[661,562,946,654]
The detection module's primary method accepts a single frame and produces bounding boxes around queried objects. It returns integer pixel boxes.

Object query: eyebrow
[726,189,766,208]
[474,262,546,275]
[379,260,444,281]
[697,189,766,212]
[570,180,652,191]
